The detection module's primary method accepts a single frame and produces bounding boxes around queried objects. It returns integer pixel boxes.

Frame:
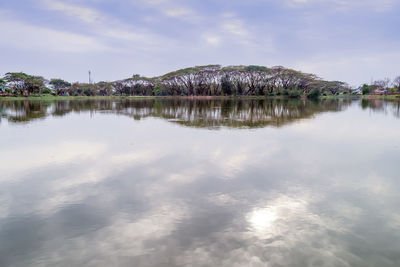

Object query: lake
[1,98,400,267]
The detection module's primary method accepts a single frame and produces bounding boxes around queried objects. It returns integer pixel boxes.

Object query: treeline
[0,65,352,98]
[358,76,400,95]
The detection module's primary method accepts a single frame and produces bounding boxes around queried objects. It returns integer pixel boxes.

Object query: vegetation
[354,77,400,96]
[49,79,71,95]
[393,76,400,91]
[362,84,371,95]
[1,65,351,98]
[3,72,46,95]
[307,88,321,99]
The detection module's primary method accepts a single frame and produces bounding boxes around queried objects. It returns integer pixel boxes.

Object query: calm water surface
[0,98,400,267]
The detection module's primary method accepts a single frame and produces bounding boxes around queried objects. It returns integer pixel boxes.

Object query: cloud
[203,35,221,46]
[42,0,102,24]
[37,0,175,51]
[284,0,397,12]
[0,15,110,53]
[222,19,247,36]
[134,0,201,21]
[0,141,107,183]
[1,0,399,84]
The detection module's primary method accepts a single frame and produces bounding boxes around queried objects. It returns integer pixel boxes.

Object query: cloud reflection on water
[0,99,400,266]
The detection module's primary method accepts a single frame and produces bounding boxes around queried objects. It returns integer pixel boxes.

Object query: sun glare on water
[247,207,278,232]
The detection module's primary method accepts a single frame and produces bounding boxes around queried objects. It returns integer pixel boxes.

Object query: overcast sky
[1,0,399,86]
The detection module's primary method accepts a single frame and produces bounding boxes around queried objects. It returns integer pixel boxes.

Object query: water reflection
[0,98,359,128]
[0,99,400,267]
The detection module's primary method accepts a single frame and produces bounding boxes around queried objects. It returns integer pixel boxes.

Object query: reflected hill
[1,98,390,128]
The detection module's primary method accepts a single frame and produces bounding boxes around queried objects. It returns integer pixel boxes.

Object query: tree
[221,75,233,95]
[1,65,349,97]
[373,78,390,89]
[25,76,45,94]
[361,84,370,95]
[50,79,71,90]
[4,72,29,94]
[307,88,320,99]
[40,87,52,94]
[97,81,113,96]
[393,76,400,90]
[50,79,71,95]
[289,90,301,98]
[4,72,44,95]
[0,78,6,93]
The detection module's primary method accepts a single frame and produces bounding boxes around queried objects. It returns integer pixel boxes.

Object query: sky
[0,0,399,86]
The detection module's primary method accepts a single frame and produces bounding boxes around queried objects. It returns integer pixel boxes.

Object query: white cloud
[134,0,201,21]
[0,16,110,53]
[42,0,102,23]
[164,7,194,18]
[222,19,247,36]
[203,34,221,46]
[38,0,174,50]
[0,141,107,183]
[285,0,397,12]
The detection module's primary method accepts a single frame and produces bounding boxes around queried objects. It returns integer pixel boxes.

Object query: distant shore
[0,94,399,101]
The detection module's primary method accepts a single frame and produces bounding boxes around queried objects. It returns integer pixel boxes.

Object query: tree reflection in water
[0,98,372,128]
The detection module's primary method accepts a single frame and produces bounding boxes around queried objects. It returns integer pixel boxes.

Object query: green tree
[221,75,233,95]
[4,72,29,94]
[4,72,44,95]
[50,79,71,95]
[40,87,52,94]
[97,81,113,96]
[25,76,45,94]
[307,88,320,99]
[361,84,370,95]
[83,88,94,96]
[289,90,301,98]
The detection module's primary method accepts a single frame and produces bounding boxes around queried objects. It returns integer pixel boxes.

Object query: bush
[288,90,301,98]
[361,84,370,95]
[152,82,168,96]
[256,87,264,96]
[83,88,94,96]
[40,87,52,94]
[307,88,321,99]
[221,75,233,95]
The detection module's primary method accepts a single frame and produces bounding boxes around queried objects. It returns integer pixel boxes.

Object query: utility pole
[89,70,92,84]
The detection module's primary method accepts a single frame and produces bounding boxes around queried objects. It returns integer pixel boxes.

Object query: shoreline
[0,94,399,101]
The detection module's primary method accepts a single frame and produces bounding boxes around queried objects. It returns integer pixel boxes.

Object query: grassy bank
[0,95,301,101]
[1,94,399,101]
[321,95,400,100]
[0,95,163,101]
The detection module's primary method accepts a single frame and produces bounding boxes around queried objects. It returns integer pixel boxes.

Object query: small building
[352,88,362,95]
[374,89,388,95]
